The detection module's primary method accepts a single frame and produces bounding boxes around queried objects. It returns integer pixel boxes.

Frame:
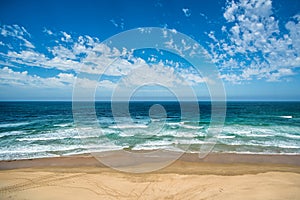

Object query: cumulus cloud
[0,25,204,83]
[121,63,183,88]
[0,29,118,74]
[61,31,72,42]
[0,66,116,90]
[0,67,74,88]
[207,0,300,83]
[0,23,213,93]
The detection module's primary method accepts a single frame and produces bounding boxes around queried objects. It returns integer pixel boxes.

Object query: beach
[0,102,299,199]
[1,0,300,198]
[1,153,300,200]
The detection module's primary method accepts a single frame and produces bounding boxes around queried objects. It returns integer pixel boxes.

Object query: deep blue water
[0,101,299,160]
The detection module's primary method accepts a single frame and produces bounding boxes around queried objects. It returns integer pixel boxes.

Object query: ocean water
[0,101,300,160]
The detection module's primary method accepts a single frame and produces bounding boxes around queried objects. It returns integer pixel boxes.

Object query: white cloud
[121,63,184,88]
[0,67,73,88]
[43,28,53,35]
[0,67,116,90]
[178,68,208,85]
[50,45,77,59]
[182,8,191,17]
[207,0,300,83]
[266,68,294,82]
[223,0,238,22]
[5,49,82,72]
[98,80,116,89]
[0,24,35,49]
[199,12,208,19]
[0,23,212,93]
[1,32,133,76]
[61,31,72,42]
[110,19,124,29]
[110,19,118,27]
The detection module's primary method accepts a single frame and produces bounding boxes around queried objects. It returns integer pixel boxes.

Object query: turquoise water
[0,101,300,160]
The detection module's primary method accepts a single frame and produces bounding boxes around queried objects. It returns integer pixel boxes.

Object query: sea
[0,101,299,160]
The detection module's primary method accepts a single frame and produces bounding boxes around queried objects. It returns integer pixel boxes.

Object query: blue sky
[0,0,299,101]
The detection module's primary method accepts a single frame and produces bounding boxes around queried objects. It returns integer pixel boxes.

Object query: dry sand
[0,153,300,200]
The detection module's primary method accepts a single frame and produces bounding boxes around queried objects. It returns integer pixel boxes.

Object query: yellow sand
[0,160,299,200]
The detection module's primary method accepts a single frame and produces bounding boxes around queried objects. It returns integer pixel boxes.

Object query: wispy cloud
[0,24,35,49]
[110,18,125,29]
[182,8,191,17]
[43,28,53,35]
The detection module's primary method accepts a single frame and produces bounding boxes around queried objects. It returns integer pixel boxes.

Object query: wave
[174,139,210,145]
[217,135,236,139]
[170,131,204,138]
[279,116,293,119]
[285,134,300,139]
[181,124,203,130]
[222,126,276,138]
[240,134,273,137]
[166,122,203,130]
[0,143,124,160]
[16,135,97,142]
[0,130,28,138]
[16,137,66,141]
[212,151,300,155]
[277,145,300,149]
[53,123,73,127]
[15,128,108,142]
[0,122,31,128]
[221,140,300,149]
[109,124,148,129]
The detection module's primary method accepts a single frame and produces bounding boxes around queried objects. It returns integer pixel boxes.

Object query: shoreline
[1,151,300,171]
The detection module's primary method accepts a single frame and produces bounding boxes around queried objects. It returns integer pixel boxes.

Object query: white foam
[224,139,300,150]
[172,131,203,138]
[222,125,276,138]
[15,128,75,142]
[246,134,272,137]
[17,137,65,141]
[139,140,174,146]
[151,119,163,122]
[0,131,27,137]
[118,131,136,137]
[0,122,30,128]
[73,135,101,139]
[277,145,300,149]
[174,139,208,145]
[54,123,72,127]
[279,116,293,119]
[213,151,300,155]
[285,135,300,139]
[167,122,203,130]
[167,122,181,126]
[217,135,236,139]
[16,129,105,141]
[132,140,174,150]
[109,124,148,129]
[0,145,83,154]
[181,124,203,129]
